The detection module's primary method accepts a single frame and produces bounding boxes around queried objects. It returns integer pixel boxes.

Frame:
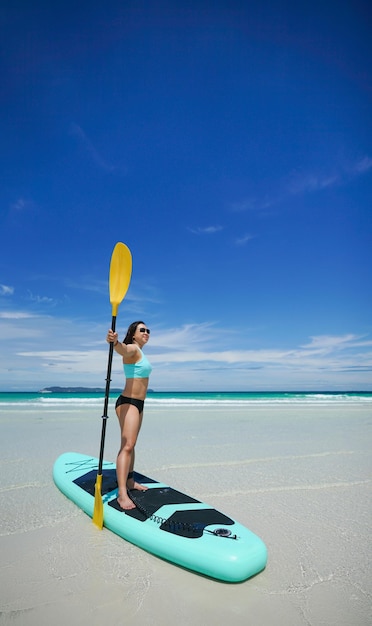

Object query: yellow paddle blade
[109,242,132,317]
[92,474,103,529]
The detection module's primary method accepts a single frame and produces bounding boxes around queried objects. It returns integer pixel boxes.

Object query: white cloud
[349,156,372,175]
[301,334,359,350]
[287,156,372,196]
[150,322,219,351]
[10,198,31,212]
[27,291,54,304]
[70,123,117,172]
[300,334,372,353]
[0,311,39,319]
[1,313,371,390]
[287,173,339,195]
[235,233,254,246]
[229,199,257,212]
[188,225,223,235]
[65,277,108,295]
[18,349,105,374]
[229,155,372,216]
[0,284,14,296]
[229,198,273,213]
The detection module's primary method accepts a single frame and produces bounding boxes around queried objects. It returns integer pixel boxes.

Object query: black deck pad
[74,470,234,539]
[160,509,234,538]
[73,468,157,496]
[109,486,200,522]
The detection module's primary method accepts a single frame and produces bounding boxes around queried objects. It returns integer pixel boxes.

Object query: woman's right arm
[106,330,137,358]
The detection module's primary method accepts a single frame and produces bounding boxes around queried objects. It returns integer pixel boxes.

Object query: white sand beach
[0,402,371,625]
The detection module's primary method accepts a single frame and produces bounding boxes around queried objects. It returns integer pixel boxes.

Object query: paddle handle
[97,314,117,475]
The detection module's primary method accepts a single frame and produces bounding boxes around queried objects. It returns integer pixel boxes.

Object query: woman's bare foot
[127,479,148,492]
[117,494,136,510]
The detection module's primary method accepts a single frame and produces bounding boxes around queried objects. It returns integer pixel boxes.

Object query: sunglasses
[139,327,150,334]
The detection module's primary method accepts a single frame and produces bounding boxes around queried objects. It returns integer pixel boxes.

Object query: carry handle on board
[93,242,132,529]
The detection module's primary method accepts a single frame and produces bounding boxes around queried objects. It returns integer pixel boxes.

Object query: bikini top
[123,347,152,379]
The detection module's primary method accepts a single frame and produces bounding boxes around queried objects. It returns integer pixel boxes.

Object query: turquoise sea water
[0,390,371,409]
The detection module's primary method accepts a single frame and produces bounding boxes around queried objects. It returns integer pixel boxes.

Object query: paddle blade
[109,242,132,316]
[92,474,104,529]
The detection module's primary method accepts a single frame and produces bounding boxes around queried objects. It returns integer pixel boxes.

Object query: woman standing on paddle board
[106,321,152,510]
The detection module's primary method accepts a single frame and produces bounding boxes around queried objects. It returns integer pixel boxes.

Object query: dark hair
[123,321,145,345]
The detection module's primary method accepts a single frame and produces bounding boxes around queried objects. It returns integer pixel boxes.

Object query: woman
[106,321,152,510]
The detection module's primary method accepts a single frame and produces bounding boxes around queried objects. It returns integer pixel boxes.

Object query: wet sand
[0,403,371,625]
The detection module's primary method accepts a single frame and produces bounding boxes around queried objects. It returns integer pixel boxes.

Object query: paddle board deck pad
[53,452,267,582]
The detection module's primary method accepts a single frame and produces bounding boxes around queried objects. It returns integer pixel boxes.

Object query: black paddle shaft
[97,315,117,475]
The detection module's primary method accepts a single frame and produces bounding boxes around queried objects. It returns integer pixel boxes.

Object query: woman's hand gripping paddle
[93,242,132,529]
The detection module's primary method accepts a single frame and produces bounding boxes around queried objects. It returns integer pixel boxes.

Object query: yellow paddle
[93,242,132,529]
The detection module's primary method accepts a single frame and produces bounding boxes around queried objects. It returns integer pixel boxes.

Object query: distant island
[39,386,154,393]
[39,386,122,393]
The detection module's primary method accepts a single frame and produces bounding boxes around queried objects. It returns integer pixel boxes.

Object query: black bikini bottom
[115,395,144,413]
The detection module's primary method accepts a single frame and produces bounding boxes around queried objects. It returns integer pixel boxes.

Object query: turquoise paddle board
[53,452,267,582]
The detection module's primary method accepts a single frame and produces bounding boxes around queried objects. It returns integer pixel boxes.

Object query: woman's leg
[116,404,143,510]
[126,411,148,491]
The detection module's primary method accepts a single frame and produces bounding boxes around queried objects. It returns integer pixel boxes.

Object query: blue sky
[1,1,371,391]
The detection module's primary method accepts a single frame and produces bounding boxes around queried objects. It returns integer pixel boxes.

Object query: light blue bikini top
[123,347,152,379]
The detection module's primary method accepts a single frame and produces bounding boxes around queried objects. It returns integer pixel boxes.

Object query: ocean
[0,390,371,410]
